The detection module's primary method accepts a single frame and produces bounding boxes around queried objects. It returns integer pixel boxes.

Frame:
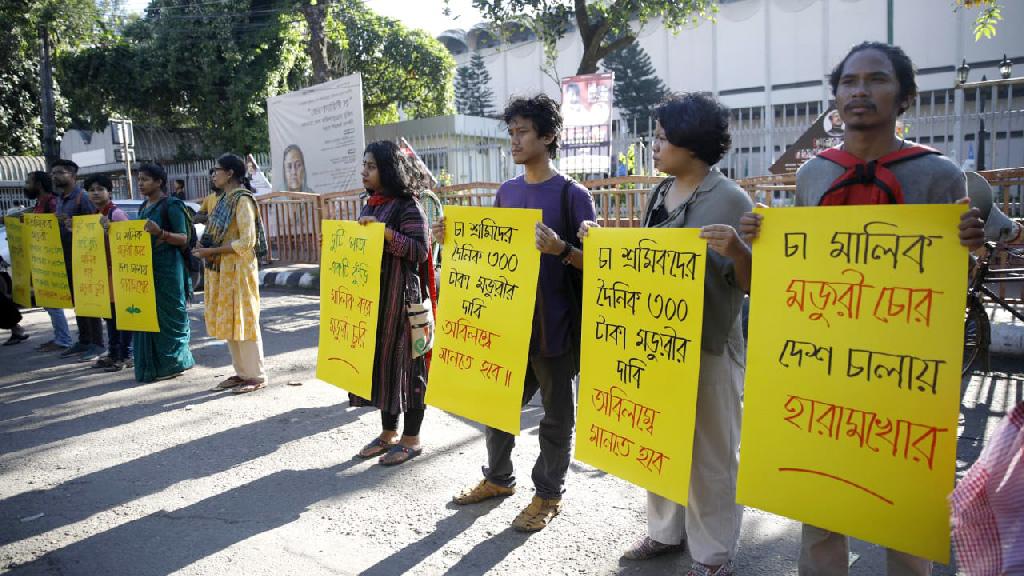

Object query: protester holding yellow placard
[86,175,133,373]
[738,43,986,574]
[349,141,434,466]
[436,95,597,533]
[24,171,73,352]
[580,93,752,576]
[133,163,195,383]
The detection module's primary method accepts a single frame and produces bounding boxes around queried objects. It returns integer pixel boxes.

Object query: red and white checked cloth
[951,401,1024,575]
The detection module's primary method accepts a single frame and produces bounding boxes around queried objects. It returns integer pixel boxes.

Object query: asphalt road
[1,288,1020,575]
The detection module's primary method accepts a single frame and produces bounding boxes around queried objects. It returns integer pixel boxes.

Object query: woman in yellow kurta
[192,153,269,394]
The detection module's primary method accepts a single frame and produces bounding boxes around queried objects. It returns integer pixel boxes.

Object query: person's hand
[957,197,985,250]
[536,221,565,255]
[700,224,748,259]
[738,203,768,244]
[578,220,600,241]
[358,215,379,226]
[99,215,110,232]
[192,247,215,260]
[431,216,446,244]
[143,220,162,236]
[194,212,208,224]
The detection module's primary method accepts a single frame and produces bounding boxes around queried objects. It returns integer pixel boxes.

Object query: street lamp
[999,54,1013,80]
[956,59,971,86]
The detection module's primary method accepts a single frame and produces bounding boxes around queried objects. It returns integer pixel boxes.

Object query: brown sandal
[215,376,244,390]
[231,379,266,394]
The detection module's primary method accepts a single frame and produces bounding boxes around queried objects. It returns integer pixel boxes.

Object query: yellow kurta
[204,196,261,341]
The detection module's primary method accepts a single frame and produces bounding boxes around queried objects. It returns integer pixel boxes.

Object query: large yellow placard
[737,205,967,563]
[4,217,32,307]
[109,221,159,332]
[426,206,541,434]
[72,215,112,319]
[575,228,706,505]
[24,214,72,309]
[316,220,385,399]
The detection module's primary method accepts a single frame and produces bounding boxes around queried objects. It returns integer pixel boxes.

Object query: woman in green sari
[134,162,195,382]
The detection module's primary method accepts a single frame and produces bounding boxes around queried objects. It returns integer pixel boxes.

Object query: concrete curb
[258,268,319,291]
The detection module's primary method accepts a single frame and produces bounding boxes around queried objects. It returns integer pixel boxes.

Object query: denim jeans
[483,351,578,499]
[45,308,72,347]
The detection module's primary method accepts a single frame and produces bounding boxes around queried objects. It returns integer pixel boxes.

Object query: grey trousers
[483,351,578,500]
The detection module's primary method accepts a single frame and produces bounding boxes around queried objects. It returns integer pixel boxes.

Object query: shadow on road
[0,404,359,548]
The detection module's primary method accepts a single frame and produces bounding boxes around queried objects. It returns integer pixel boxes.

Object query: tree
[455,52,495,117]
[0,0,102,155]
[601,41,665,132]
[954,1,1003,40]
[455,0,717,76]
[57,0,455,153]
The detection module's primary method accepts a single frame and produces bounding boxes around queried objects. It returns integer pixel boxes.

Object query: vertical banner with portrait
[267,73,366,194]
[559,72,614,175]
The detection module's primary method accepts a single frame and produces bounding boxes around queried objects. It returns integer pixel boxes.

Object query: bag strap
[560,177,579,249]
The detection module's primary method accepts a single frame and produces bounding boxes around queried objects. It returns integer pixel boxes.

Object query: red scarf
[366,193,395,207]
[100,201,119,217]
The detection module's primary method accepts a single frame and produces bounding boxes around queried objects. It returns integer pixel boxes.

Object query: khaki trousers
[647,348,745,566]
[799,525,931,575]
[227,334,265,381]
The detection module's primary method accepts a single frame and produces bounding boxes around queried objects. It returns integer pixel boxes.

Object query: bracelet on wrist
[558,241,573,263]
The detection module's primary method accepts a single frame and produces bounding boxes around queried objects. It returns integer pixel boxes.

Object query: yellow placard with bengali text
[316,220,385,399]
[575,228,706,505]
[4,217,32,307]
[109,221,159,332]
[426,206,542,435]
[72,215,112,319]
[24,214,72,309]
[737,205,967,563]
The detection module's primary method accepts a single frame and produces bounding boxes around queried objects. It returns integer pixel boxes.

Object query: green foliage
[455,52,495,117]
[601,42,665,132]
[0,0,102,155]
[459,0,717,75]
[53,0,454,155]
[953,1,1003,41]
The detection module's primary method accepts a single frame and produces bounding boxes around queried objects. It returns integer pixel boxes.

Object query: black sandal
[3,333,29,346]
[379,445,423,466]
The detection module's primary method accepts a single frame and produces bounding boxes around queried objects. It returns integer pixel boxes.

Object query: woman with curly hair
[352,140,434,466]
[579,93,753,576]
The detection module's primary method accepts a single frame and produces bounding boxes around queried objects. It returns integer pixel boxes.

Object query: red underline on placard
[328,357,359,374]
[778,467,894,506]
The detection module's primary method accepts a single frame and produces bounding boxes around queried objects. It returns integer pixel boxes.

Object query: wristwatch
[558,241,573,264]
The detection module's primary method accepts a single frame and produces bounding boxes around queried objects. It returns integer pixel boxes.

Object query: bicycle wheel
[963,298,991,376]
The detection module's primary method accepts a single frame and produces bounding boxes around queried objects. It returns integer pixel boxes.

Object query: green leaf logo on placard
[126,305,141,315]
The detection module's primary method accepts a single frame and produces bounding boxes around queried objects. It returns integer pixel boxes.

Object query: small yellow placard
[575,228,706,505]
[72,215,112,319]
[24,214,72,308]
[4,216,32,307]
[316,220,385,399]
[737,205,967,563]
[426,206,542,434]
[109,221,159,332]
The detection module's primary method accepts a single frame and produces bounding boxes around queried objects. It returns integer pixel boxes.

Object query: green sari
[133,196,195,382]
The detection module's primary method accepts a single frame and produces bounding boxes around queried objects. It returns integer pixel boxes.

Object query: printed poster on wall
[736,205,967,562]
[109,221,159,332]
[575,228,706,505]
[24,214,72,309]
[72,215,112,319]
[560,72,613,174]
[316,220,385,400]
[267,73,365,194]
[427,206,542,435]
[4,216,32,307]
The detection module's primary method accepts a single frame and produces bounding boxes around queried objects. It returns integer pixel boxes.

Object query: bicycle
[963,241,1024,375]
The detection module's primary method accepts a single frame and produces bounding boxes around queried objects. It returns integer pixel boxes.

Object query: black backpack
[156,196,198,275]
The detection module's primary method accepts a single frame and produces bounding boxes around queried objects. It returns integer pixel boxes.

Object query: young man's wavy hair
[502,94,563,159]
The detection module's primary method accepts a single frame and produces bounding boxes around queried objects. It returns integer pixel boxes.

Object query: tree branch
[597,32,636,62]
[574,0,591,40]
